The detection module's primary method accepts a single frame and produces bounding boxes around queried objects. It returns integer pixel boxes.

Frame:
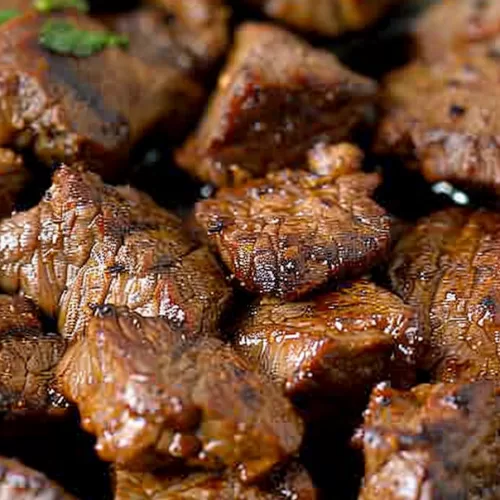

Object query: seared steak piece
[0,165,231,340]
[245,0,397,37]
[0,457,75,499]
[375,54,500,195]
[176,23,377,187]
[234,280,418,413]
[137,0,229,78]
[0,148,28,217]
[356,381,500,500]
[415,0,500,62]
[195,147,391,299]
[0,11,203,177]
[390,208,500,383]
[114,462,315,499]
[58,306,303,481]
[0,294,67,419]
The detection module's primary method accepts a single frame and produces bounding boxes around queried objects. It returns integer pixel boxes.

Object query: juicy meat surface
[0,165,231,340]
[0,148,29,218]
[246,0,397,37]
[375,54,500,194]
[195,151,391,299]
[114,462,316,499]
[0,11,203,177]
[58,306,303,481]
[176,22,377,187]
[389,208,500,383]
[0,457,75,499]
[234,280,418,412]
[415,0,500,62]
[0,294,67,419]
[357,381,500,500]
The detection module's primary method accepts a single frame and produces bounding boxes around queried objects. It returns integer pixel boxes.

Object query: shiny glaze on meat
[234,280,418,412]
[0,294,67,420]
[390,208,500,383]
[0,165,231,340]
[196,150,391,299]
[58,306,302,481]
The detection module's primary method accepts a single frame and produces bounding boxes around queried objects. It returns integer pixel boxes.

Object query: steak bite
[58,306,303,481]
[139,0,230,78]
[390,208,500,383]
[375,54,500,195]
[415,0,500,62]
[195,146,391,299]
[245,0,397,37]
[356,381,500,500]
[176,23,377,187]
[114,462,315,499]
[234,280,418,412]
[0,165,231,340]
[0,148,29,217]
[0,294,67,419]
[0,457,75,499]
[0,11,203,177]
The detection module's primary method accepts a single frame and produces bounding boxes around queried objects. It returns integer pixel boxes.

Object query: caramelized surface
[390,208,500,382]
[177,23,377,186]
[0,166,231,340]
[58,306,302,480]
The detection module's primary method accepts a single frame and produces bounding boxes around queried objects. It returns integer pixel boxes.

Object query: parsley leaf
[39,20,129,57]
[0,9,21,25]
[33,0,89,12]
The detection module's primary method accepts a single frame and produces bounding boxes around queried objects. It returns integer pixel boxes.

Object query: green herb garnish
[33,0,89,13]
[39,20,129,57]
[0,9,21,25]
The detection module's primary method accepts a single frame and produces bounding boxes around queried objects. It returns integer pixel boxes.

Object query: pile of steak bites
[0,0,498,499]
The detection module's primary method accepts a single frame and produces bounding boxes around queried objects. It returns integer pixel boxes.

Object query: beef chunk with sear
[114,462,315,499]
[390,208,500,383]
[0,11,203,177]
[58,306,303,481]
[176,23,377,187]
[0,165,231,340]
[356,381,500,500]
[195,145,391,299]
[234,280,418,416]
[0,148,29,218]
[245,0,398,37]
[415,0,500,62]
[0,294,68,421]
[375,54,500,195]
[0,457,75,499]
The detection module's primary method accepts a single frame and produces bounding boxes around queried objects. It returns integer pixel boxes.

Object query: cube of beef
[195,146,391,299]
[0,165,231,340]
[390,208,500,383]
[0,11,203,177]
[58,306,303,482]
[357,381,500,500]
[177,23,377,187]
